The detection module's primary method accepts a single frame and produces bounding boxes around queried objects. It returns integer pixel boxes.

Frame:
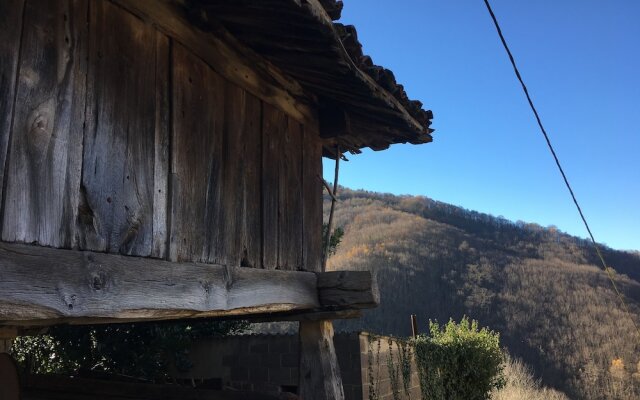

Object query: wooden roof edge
[306,0,434,143]
[162,0,432,152]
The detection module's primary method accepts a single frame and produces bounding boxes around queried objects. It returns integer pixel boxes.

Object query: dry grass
[492,356,570,400]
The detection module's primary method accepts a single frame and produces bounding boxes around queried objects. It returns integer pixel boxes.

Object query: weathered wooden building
[0,0,433,398]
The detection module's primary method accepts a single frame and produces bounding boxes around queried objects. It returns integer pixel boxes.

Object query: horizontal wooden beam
[0,243,378,327]
[0,242,318,326]
[317,271,379,309]
[246,309,361,323]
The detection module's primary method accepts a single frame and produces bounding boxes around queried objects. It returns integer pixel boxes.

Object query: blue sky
[323,0,640,251]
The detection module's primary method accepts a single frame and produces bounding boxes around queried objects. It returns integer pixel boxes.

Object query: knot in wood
[91,272,106,291]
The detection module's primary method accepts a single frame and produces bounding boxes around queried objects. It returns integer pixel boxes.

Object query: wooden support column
[0,327,19,400]
[299,320,345,400]
[0,327,17,353]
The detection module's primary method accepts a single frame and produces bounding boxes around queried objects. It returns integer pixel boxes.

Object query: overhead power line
[482,0,640,338]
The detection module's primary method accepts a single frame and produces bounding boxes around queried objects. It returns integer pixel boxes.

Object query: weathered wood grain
[279,117,304,270]
[0,327,18,340]
[302,124,323,273]
[169,43,224,263]
[262,103,286,269]
[111,0,315,124]
[220,83,243,266]
[0,242,319,325]
[317,271,379,309]
[79,0,158,256]
[0,353,20,400]
[2,0,87,249]
[0,0,25,218]
[220,84,263,268]
[299,320,345,400]
[239,94,263,269]
[249,309,361,323]
[152,32,171,259]
[0,340,14,354]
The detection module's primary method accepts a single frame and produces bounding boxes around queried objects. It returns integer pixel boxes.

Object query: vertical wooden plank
[302,124,324,272]
[79,0,157,255]
[0,353,20,400]
[220,82,243,266]
[0,0,25,216]
[239,93,262,268]
[152,32,170,259]
[262,103,286,269]
[1,0,87,248]
[169,43,224,263]
[279,117,303,270]
[221,85,262,267]
[299,320,345,400]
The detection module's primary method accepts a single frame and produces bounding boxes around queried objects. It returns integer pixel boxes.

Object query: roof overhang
[186,0,434,156]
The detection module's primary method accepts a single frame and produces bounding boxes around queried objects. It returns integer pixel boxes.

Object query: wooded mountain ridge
[326,187,640,400]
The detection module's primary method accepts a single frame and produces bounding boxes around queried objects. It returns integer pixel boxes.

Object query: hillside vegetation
[326,188,640,400]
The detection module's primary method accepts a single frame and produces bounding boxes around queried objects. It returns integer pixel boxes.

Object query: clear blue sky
[323,0,640,251]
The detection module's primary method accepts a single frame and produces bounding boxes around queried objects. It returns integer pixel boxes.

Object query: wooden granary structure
[0,0,433,398]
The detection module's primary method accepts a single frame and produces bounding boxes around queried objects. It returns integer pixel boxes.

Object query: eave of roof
[188,0,434,155]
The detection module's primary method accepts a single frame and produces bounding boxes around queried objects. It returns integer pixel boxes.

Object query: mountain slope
[327,188,640,400]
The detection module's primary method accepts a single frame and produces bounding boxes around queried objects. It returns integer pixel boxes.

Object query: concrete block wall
[176,334,301,394]
[175,332,421,400]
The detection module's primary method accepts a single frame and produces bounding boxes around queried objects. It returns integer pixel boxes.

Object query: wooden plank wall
[0,0,323,272]
[2,0,87,248]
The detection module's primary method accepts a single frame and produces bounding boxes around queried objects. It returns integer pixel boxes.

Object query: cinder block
[281,353,298,368]
[249,366,269,382]
[261,354,281,368]
[230,366,248,381]
[237,354,261,367]
[269,337,291,354]
[269,367,294,385]
[221,354,236,367]
[253,382,281,394]
[250,342,269,354]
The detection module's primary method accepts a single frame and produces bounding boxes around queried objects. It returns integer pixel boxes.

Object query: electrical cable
[482,0,640,339]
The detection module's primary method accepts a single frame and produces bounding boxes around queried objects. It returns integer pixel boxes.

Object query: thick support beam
[0,327,17,352]
[0,354,20,400]
[0,327,19,400]
[0,242,319,326]
[0,243,378,327]
[299,320,344,400]
[317,270,379,309]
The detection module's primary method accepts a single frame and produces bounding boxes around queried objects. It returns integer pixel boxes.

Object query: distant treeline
[326,187,640,400]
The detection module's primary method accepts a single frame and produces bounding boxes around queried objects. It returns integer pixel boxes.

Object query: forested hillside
[326,188,640,400]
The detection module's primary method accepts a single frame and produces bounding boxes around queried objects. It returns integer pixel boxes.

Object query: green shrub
[414,317,505,400]
[11,319,248,381]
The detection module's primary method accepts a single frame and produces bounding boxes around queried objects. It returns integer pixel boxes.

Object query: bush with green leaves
[414,317,505,400]
[11,319,248,381]
[322,223,344,256]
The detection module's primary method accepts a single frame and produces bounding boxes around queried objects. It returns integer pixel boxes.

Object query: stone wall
[175,332,421,400]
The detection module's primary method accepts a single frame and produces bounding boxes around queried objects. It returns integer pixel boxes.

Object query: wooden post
[0,327,17,353]
[298,320,344,400]
[411,314,419,338]
[0,327,19,400]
